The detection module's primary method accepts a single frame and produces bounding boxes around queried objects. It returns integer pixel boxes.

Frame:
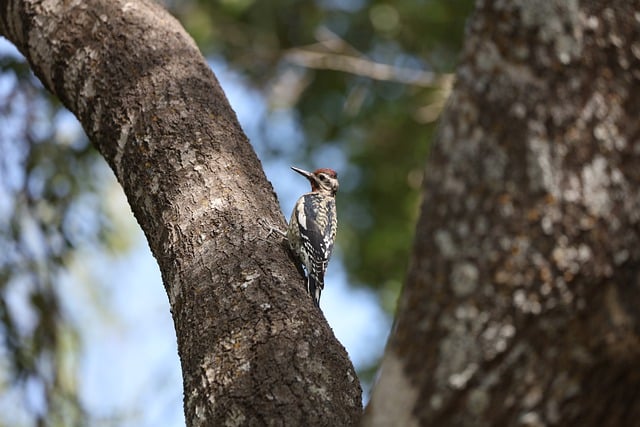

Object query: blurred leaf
[0,52,128,425]
[0,0,474,422]
[172,0,473,314]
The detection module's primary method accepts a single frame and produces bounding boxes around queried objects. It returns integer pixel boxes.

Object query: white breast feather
[296,202,307,229]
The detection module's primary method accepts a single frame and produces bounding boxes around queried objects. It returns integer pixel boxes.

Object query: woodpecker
[287,166,339,307]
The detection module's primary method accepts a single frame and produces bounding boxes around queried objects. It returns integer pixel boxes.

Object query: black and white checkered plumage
[287,166,338,308]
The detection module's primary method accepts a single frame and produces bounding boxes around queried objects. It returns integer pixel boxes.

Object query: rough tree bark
[0,0,361,425]
[366,1,640,426]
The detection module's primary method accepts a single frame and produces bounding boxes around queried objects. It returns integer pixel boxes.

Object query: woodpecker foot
[258,218,287,241]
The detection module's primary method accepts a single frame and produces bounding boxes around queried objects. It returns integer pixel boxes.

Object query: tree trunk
[0,0,361,425]
[366,1,640,426]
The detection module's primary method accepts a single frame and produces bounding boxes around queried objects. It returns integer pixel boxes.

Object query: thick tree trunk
[366,1,640,426]
[0,0,361,425]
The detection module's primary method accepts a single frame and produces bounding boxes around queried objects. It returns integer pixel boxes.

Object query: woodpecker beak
[291,166,313,180]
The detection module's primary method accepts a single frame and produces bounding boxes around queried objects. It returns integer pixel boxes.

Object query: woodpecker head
[291,166,339,196]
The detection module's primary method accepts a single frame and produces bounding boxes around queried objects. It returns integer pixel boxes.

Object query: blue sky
[0,38,391,426]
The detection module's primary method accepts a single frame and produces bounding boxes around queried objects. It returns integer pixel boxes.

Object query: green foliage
[174,0,474,312]
[0,54,110,426]
[0,0,473,422]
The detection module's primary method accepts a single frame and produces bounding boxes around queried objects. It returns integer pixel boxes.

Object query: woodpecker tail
[307,273,323,307]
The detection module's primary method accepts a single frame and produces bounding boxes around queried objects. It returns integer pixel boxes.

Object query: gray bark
[366,1,640,426]
[0,0,361,425]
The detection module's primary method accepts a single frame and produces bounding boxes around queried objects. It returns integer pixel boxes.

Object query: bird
[287,166,339,307]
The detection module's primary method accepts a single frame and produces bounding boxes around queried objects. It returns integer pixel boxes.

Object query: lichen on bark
[366,1,640,426]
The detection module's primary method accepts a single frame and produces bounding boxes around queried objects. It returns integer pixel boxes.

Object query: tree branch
[284,28,450,88]
[0,0,362,424]
[285,48,450,88]
[365,0,640,425]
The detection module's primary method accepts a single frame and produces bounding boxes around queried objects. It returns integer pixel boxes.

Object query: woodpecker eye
[318,174,327,181]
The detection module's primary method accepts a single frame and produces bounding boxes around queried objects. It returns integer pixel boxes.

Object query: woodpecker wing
[295,193,337,289]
